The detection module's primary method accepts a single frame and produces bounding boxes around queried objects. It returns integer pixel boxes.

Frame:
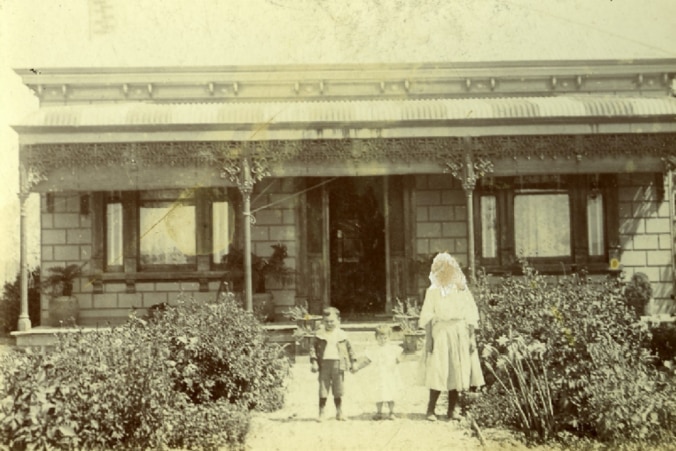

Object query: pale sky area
[0,0,675,283]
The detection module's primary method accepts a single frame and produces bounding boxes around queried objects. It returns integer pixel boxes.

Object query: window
[139,190,196,267]
[513,192,570,258]
[212,201,233,264]
[106,201,123,268]
[480,196,497,259]
[475,174,617,273]
[102,188,235,273]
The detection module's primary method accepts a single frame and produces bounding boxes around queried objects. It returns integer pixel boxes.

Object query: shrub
[163,398,250,451]
[624,272,652,317]
[0,327,177,449]
[649,322,676,366]
[149,292,291,410]
[0,268,41,335]
[482,333,554,442]
[0,292,289,449]
[473,262,655,443]
[466,382,515,429]
[582,338,676,445]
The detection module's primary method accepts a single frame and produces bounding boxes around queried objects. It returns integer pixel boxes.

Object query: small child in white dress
[353,325,403,420]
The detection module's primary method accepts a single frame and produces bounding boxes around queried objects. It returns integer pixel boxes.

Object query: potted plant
[42,264,81,327]
[221,243,294,322]
[283,301,322,332]
[393,296,425,353]
[624,272,652,317]
[393,296,421,331]
[283,301,321,355]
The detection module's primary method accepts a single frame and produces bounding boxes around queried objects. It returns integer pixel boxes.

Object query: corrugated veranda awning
[15,96,676,129]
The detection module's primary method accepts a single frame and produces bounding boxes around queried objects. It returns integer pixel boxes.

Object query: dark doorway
[329,177,386,315]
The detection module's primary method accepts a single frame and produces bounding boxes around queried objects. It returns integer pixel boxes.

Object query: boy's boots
[335,397,345,421]
[318,397,327,422]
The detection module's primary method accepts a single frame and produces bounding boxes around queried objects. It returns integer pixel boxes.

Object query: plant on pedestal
[393,296,424,353]
[43,264,81,327]
[220,243,294,322]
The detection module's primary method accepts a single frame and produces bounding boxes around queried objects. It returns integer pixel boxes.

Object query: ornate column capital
[663,155,676,172]
[19,161,47,194]
[443,149,494,192]
[220,143,272,194]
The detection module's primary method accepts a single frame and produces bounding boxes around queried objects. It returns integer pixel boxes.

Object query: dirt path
[246,355,531,451]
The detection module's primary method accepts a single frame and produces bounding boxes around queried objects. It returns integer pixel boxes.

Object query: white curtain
[140,202,196,265]
[106,203,123,266]
[514,193,570,257]
[212,201,231,264]
[587,194,604,256]
[480,196,497,258]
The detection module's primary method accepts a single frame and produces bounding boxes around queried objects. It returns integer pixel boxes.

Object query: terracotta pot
[402,332,425,353]
[48,295,79,327]
[252,292,275,322]
[296,334,314,355]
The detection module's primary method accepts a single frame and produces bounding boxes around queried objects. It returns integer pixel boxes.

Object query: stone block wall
[618,173,674,312]
[250,178,298,319]
[414,174,468,266]
[40,184,299,327]
[40,192,99,325]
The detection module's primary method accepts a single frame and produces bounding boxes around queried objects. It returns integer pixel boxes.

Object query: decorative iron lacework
[21,134,676,182]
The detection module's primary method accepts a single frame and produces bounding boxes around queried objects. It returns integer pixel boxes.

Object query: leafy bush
[467,381,515,429]
[582,338,676,445]
[0,327,177,449]
[482,334,554,442]
[649,322,676,366]
[472,262,667,445]
[151,293,291,410]
[0,293,290,449]
[0,268,41,335]
[624,272,653,317]
[163,398,250,451]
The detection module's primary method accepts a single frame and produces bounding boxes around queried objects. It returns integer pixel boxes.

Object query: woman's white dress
[417,285,485,391]
[364,344,403,402]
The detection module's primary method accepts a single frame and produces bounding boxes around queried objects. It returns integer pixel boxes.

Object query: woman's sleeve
[418,288,435,328]
[465,290,480,328]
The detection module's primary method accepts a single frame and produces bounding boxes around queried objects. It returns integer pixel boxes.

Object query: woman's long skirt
[417,319,485,391]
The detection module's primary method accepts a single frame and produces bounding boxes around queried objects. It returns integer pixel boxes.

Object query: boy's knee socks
[319,397,327,409]
[334,397,342,409]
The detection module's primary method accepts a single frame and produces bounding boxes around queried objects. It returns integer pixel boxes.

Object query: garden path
[245,344,533,451]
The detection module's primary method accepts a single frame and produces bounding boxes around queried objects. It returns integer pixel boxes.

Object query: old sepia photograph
[1,1,675,449]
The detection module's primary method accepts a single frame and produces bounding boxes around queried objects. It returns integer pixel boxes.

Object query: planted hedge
[472,264,676,448]
[0,293,290,450]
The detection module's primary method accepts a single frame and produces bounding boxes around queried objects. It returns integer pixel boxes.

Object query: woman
[418,252,484,421]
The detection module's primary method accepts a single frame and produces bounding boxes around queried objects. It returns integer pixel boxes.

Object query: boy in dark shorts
[309,307,356,421]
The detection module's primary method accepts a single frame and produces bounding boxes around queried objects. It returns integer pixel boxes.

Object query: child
[309,307,356,421]
[353,324,403,420]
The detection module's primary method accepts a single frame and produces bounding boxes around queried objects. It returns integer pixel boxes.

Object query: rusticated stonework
[21,133,676,188]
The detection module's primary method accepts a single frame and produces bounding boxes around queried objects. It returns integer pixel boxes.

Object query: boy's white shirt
[315,327,348,360]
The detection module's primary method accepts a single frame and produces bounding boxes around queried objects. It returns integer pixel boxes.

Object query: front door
[328,177,386,314]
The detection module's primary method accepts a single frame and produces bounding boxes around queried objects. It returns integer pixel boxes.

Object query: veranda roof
[16,96,676,128]
[14,96,676,145]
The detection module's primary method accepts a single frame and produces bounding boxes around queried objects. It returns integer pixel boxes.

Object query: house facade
[12,59,676,329]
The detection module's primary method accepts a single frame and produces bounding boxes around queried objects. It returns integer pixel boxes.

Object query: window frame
[92,187,237,292]
[473,174,617,275]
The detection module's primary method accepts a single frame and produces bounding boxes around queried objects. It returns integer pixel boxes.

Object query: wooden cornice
[15,59,676,105]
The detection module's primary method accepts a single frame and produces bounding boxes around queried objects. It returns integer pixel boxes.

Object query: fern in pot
[43,264,81,327]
